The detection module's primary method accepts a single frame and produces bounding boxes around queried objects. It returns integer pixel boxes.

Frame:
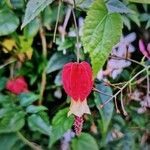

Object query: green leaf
[0,133,20,150]
[71,133,99,150]
[26,105,48,113]
[21,0,54,28]
[0,77,7,91]
[94,83,114,135]
[23,18,40,38]
[28,114,51,135]
[46,52,74,74]
[106,0,131,13]
[18,92,39,107]
[49,108,74,148]
[128,0,150,4]
[10,0,25,9]
[82,0,123,76]
[0,111,25,133]
[0,8,19,36]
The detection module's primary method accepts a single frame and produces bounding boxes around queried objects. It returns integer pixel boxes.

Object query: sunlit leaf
[82,0,123,76]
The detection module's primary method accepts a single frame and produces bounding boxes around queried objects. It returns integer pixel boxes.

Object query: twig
[120,91,128,116]
[93,87,113,97]
[53,0,62,42]
[114,97,120,113]
[17,132,43,150]
[71,7,80,63]
[0,58,16,69]
[39,27,47,105]
[100,66,150,108]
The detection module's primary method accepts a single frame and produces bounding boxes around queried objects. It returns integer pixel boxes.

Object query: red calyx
[62,61,93,101]
[6,76,28,95]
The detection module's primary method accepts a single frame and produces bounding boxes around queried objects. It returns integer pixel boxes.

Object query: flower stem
[53,0,62,43]
[71,6,80,63]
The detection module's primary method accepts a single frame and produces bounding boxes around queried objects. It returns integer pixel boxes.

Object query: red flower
[62,61,93,117]
[6,76,28,95]
[139,39,150,60]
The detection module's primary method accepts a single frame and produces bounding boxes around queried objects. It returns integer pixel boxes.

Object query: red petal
[62,61,93,101]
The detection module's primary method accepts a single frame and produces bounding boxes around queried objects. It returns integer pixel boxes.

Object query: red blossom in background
[6,76,28,95]
[62,61,93,135]
[139,39,150,60]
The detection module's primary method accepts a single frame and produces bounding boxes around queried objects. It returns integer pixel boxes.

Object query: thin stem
[17,132,43,150]
[120,91,128,116]
[0,58,16,70]
[100,66,150,108]
[146,68,150,99]
[71,7,80,63]
[39,27,47,105]
[114,97,120,113]
[53,0,62,42]
[93,87,113,97]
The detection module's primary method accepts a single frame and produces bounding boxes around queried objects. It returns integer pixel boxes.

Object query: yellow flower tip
[68,98,91,117]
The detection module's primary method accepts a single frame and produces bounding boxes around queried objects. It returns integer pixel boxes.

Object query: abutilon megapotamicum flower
[62,61,93,135]
[6,76,28,95]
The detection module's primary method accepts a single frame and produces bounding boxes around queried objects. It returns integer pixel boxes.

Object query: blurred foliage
[0,0,150,150]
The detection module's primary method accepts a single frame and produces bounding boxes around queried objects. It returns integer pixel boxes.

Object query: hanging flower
[62,61,93,135]
[139,39,150,60]
[6,76,28,95]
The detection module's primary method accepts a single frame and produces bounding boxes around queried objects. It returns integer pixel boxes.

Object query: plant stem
[93,87,113,97]
[17,132,43,150]
[39,27,47,105]
[71,7,80,63]
[53,0,62,42]
[100,66,150,108]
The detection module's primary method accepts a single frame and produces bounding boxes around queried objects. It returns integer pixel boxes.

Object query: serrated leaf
[21,0,54,28]
[106,0,131,13]
[0,8,19,36]
[18,92,39,107]
[26,105,48,113]
[128,0,150,4]
[94,83,114,135]
[49,108,74,148]
[28,114,51,135]
[82,0,123,76]
[71,133,99,150]
[46,52,74,74]
[0,111,25,133]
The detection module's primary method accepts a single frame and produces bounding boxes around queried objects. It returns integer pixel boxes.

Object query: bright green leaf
[82,0,123,76]
[28,114,51,135]
[18,92,39,107]
[0,8,19,36]
[128,0,150,4]
[21,0,54,28]
[0,111,25,133]
[71,133,99,150]
[49,108,74,148]
[26,105,48,113]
